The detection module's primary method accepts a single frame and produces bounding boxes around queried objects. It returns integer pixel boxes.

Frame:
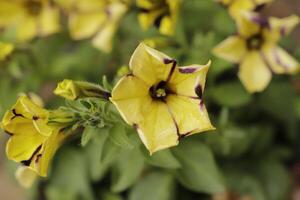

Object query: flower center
[246,34,264,50]
[25,0,42,16]
[149,81,168,100]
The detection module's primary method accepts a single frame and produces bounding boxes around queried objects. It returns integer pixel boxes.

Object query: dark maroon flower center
[246,34,264,50]
[149,81,170,101]
[25,0,42,16]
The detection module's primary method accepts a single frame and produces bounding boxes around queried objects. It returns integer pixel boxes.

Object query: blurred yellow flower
[1,96,66,177]
[0,0,60,42]
[216,0,273,20]
[137,0,180,36]
[111,43,215,154]
[15,166,37,188]
[55,0,128,53]
[0,42,14,61]
[213,13,300,93]
[54,79,111,100]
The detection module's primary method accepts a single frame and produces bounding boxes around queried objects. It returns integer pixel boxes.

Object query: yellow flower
[54,79,111,100]
[216,0,273,20]
[0,0,60,42]
[0,42,14,61]
[137,0,180,36]
[1,96,66,177]
[213,13,300,93]
[110,43,215,154]
[55,0,128,53]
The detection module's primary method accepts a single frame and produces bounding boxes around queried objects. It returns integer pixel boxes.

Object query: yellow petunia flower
[55,0,128,53]
[137,0,181,36]
[216,0,273,20]
[0,0,60,42]
[213,13,300,93]
[110,43,215,154]
[1,96,66,177]
[0,42,14,61]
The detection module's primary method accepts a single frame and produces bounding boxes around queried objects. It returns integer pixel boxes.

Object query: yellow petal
[92,23,116,53]
[136,101,178,154]
[237,13,260,38]
[38,5,60,36]
[15,166,37,188]
[159,15,175,36]
[0,42,14,61]
[166,95,215,135]
[0,1,22,27]
[69,13,106,40]
[138,8,167,30]
[34,130,66,177]
[262,44,299,74]
[15,16,37,41]
[6,131,46,162]
[213,36,247,63]
[238,51,272,93]
[228,0,253,20]
[110,75,150,124]
[265,15,300,43]
[129,43,174,86]
[168,61,210,98]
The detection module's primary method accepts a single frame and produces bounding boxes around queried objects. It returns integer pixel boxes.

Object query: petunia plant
[0,1,299,200]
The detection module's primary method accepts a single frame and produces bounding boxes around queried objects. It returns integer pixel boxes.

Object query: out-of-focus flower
[111,43,215,154]
[137,0,181,36]
[213,13,300,93]
[0,96,66,177]
[216,0,273,20]
[54,79,111,100]
[0,0,60,42]
[0,42,14,61]
[15,166,37,188]
[55,0,128,53]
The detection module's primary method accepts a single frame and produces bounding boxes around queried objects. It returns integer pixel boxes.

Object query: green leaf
[81,126,100,146]
[172,139,225,194]
[109,124,134,149]
[256,158,290,200]
[141,147,181,169]
[46,147,94,200]
[101,192,123,200]
[211,81,252,107]
[129,172,175,200]
[85,131,121,181]
[111,148,144,192]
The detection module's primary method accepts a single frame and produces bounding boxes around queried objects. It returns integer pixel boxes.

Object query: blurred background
[0,0,299,199]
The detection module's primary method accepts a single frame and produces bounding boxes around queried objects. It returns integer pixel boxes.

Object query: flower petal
[238,51,272,93]
[92,23,116,53]
[34,130,66,177]
[262,44,299,74]
[6,132,46,162]
[15,166,37,188]
[168,61,210,98]
[136,101,178,154]
[237,13,261,38]
[39,6,60,36]
[69,13,106,39]
[213,36,247,63]
[166,95,215,136]
[265,15,300,43]
[15,16,37,41]
[110,75,151,125]
[129,43,175,86]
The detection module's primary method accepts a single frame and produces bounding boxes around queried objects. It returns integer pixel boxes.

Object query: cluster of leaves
[0,1,299,200]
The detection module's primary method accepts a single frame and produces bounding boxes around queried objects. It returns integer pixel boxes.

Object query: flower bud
[54,79,111,100]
